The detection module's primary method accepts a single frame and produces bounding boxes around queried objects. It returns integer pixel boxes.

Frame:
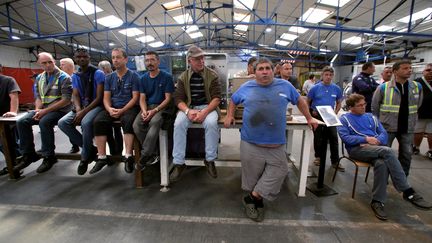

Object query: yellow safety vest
[38,71,62,105]
[381,81,419,114]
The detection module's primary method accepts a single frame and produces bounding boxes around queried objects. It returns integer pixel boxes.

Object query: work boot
[169,164,186,182]
[14,152,41,172]
[204,160,218,178]
[36,156,58,173]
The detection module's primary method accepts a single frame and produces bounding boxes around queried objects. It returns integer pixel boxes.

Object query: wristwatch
[184,108,190,115]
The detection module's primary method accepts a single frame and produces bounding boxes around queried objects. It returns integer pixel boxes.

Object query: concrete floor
[0,127,431,243]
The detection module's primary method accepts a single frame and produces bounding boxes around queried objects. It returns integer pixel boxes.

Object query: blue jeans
[58,107,102,161]
[387,132,413,177]
[172,105,219,164]
[349,145,410,203]
[17,110,66,157]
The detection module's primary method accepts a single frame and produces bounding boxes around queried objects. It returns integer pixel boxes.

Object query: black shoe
[77,161,89,175]
[370,201,388,220]
[124,156,135,173]
[69,145,80,153]
[242,195,258,220]
[36,156,57,173]
[404,193,432,209]
[14,152,41,172]
[412,145,420,155]
[89,158,109,174]
[136,155,151,171]
[169,164,186,182]
[204,160,218,178]
[0,167,8,176]
[147,155,160,165]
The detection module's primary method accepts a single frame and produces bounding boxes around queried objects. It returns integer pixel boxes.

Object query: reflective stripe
[409,105,418,114]
[381,81,419,113]
[38,72,61,104]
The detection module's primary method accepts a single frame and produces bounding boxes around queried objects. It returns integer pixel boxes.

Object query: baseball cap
[187,45,205,58]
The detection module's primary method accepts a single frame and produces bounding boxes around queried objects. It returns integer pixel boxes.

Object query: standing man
[224,57,318,222]
[14,52,72,173]
[308,66,344,171]
[58,48,105,175]
[0,63,21,176]
[132,51,174,169]
[377,66,392,84]
[237,57,257,78]
[169,45,221,182]
[90,48,140,174]
[338,94,431,220]
[372,60,422,176]
[352,62,379,112]
[280,62,300,92]
[412,64,432,157]
[302,74,316,95]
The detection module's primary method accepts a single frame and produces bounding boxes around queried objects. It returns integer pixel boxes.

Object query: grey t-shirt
[0,74,21,116]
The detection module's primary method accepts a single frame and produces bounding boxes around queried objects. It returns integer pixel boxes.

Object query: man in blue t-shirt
[307,66,343,171]
[224,57,318,222]
[132,51,174,170]
[90,48,140,174]
[58,48,105,175]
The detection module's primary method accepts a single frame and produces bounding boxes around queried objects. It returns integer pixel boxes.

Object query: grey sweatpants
[240,140,289,201]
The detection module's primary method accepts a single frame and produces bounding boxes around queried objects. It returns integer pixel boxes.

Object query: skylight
[182,25,199,33]
[234,24,249,32]
[149,41,164,48]
[342,36,362,45]
[233,0,255,10]
[375,25,393,31]
[300,8,332,23]
[317,0,351,7]
[397,8,432,23]
[56,0,103,16]
[188,32,203,39]
[288,26,309,34]
[136,35,155,43]
[234,12,251,22]
[162,0,182,11]
[280,33,298,41]
[97,15,123,28]
[275,40,290,46]
[118,28,144,37]
[173,13,192,24]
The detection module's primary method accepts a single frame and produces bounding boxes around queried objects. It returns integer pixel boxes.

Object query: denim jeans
[58,106,102,161]
[349,145,410,203]
[132,105,162,157]
[172,105,219,164]
[387,132,413,177]
[17,110,66,157]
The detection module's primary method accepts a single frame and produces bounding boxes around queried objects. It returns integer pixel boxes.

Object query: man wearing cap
[170,45,221,182]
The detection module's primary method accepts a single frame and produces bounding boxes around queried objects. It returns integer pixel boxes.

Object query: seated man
[337,94,431,220]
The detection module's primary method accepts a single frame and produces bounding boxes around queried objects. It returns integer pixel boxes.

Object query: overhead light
[11,36,20,40]
[265,27,272,32]
[212,17,218,22]
[288,26,309,34]
[342,36,362,45]
[300,8,332,23]
[234,24,249,32]
[234,12,251,22]
[317,0,351,7]
[175,42,180,46]
[182,25,199,33]
[148,41,164,48]
[319,48,331,53]
[188,32,203,39]
[233,0,255,10]
[275,40,290,46]
[162,0,182,11]
[56,0,103,16]
[118,28,143,37]
[397,8,432,23]
[397,28,408,32]
[375,25,393,31]
[108,42,116,46]
[280,33,298,41]
[173,13,192,24]
[97,15,123,28]
[136,35,155,43]
[320,40,327,43]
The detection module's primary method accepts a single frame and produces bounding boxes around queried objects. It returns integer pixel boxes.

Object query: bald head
[38,52,56,74]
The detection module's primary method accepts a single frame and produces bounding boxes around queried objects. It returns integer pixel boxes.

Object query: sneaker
[14,152,41,172]
[147,155,160,165]
[332,163,345,172]
[69,144,80,153]
[427,151,432,160]
[412,145,420,155]
[313,157,320,166]
[169,164,186,182]
[204,160,218,178]
[77,161,88,175]
[124,156,135,173]
[242,195,258,220]
[89,158,110,174]
[370,201,388,220]
[136,155,151,171]
[404,193,432,209]
[36,156,57,173]
[0,167,8,176]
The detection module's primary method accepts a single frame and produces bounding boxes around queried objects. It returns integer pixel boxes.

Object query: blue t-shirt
[104,69,140,108]
[72,69,105,107]
[139,70,175,105]
[307,82,342,111]
[231,79,300,145]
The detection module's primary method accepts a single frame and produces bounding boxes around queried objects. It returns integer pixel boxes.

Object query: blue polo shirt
[231,79,299,145]
[104,69,140,108]
[72,69,105,107]
[139,70,175,105]
[307,82,342,111]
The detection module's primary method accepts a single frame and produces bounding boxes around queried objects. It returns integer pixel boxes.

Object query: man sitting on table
[224,57,318,222]
[337,94,431,220]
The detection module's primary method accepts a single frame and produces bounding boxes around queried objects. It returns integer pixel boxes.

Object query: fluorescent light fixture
[288,26,309,34]
[173,13,192,24]
[275,40,290,46]
[234,12,251,22]
[234,0,255,10]
[212,17,218,22]
[300,8,332,23]
[11,36,20,40]
[118,28,143,37]
[97,15,123,28]
[175,42,180,46]
[265,27,272,32]
[375,25,393,31]
[162,0,182,11]
[397,8,432,23]
[317,0,351,7]
[320,40,327,43]
[109,42,116,46]
[188,32,203,39]
[342,36,362,45]
[182,25,199,33]
[148,41,164,48]
[136,35,155,43]
[56,0,103,16]
[280,33,298,41]
[397,28,408,32]
[234,24,249,31]
[319,48,331,52]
